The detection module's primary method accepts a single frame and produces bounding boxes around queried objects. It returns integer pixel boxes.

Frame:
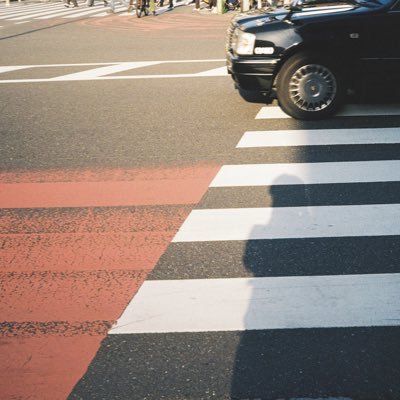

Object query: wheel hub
[289,64,337,112]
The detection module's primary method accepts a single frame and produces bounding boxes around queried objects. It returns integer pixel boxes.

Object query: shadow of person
[230,174,317,399]
[229,174,400,399]
[241,174,312,278]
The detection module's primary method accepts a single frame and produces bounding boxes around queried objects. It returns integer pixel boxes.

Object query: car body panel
[226,0,400,98]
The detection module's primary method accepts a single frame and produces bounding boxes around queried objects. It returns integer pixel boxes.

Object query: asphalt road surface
[1,2,400,399]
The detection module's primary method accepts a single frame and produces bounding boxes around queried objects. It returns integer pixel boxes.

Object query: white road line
[196,66,229,76]
[51,61,162,80]
[0,66,32,74]
[0,6,56,18]
[0,60,243,83]
[210,160,400,187]
[8,6,79,20]
[255,106,290,119]
[35,4,106,19]
[91,8,131,15]
[256,104,400,119]
[88,10,111,15]
[62,4,124,17]
[0,71,228,83]
[110,272,400,333]
[0,4,60,18]
[237,127,400,148]
[0,59,224,69]
[0,7,60,20]
[0,62,117,69]
[172,204,400,242]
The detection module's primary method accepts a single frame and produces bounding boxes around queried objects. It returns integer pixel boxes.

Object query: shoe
[103,0,108,5]
[127,4,133,11]
[64,3,70,7]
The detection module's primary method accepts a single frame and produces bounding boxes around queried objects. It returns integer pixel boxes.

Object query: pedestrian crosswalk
[0,1,106,21]
[111,273,400,333]
[256,104,400,119]
[236,127,400,147]
[0,0,185,22]
[69,104,400,399]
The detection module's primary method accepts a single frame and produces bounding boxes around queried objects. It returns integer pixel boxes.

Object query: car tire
[276,52,343,120]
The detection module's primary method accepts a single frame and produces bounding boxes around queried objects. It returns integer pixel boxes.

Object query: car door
[357,0,400,87]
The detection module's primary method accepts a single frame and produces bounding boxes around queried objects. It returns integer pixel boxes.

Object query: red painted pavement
[0,179,213,208]
[0,164,220,400]
[0,337,103,400]
[0,166,219,208]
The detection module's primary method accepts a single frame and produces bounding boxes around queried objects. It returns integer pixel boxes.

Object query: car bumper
[227,52,280,93]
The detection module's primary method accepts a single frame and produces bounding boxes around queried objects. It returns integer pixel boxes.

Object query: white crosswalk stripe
[111,273,400,333]
[114,105,400,333]
[62,4,125,17]
[0,0,187,21]
[237,127,400,148]
[256,104,400,119]
[0,3,61,17]
[0,4,61,19]
[0,1,127,21]
[36,4,111,18]
[210,160,400,187]
[172,204,400,242]
[71,95,400,398]
[7,3,109,20]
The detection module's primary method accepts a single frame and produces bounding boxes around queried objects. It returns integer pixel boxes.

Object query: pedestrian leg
[149,0,155,14]
[107,0,115,12]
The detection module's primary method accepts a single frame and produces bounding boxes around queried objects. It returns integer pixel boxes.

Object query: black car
[226,0,400,119]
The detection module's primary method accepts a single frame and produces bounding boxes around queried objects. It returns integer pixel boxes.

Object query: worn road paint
[0,270,146,322]
[0,178,215,208]
[1,163,220,400]
[0,336,103,400]
[1,206,192,272]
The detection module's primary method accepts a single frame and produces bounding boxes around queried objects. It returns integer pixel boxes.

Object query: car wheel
[276,53,343,120]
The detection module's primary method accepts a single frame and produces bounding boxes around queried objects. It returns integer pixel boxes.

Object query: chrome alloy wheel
[289,64,337,112]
